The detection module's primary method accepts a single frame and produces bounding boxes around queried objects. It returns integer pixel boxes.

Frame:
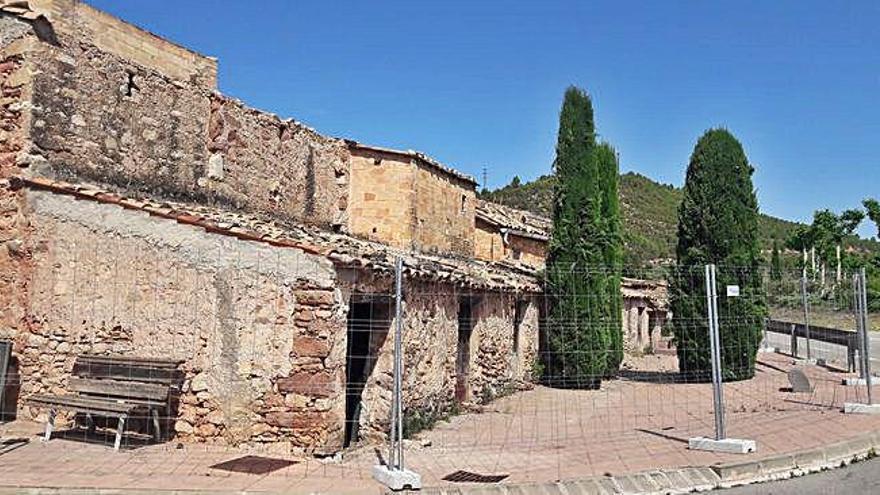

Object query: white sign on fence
[726,285,740,297]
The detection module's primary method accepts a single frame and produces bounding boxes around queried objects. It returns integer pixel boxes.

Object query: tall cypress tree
[545,86,609,388]
[670,128,767,381]
[596,142,624,376]
[770,239,782,281]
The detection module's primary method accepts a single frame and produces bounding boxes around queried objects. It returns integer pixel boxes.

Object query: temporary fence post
[707,264,725,440]
[688,264,755,453]
[861,268,873,405]
[844,267,880,414]
[801,275,812,362]
[856,273,866,380]
[394,257,405,469]
[372,257,421,489]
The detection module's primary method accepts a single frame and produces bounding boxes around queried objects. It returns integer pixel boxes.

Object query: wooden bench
[26,355,184,450]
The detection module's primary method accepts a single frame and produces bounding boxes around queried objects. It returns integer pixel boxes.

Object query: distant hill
[480,172,836,265]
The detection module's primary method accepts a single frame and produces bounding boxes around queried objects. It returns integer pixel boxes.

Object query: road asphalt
[716,456,880,494]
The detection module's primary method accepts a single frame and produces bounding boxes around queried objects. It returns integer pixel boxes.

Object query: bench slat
[69,377,169,401]
[26,394,141,416]
[78,355,184,368]
[72,360,183,385]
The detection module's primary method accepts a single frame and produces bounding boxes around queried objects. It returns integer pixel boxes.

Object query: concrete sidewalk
[1,352,879,494]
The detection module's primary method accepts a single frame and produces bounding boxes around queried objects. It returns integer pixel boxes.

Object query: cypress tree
[545,86,609,388]
[670,128,767,381]
[596,142,624,375]
[770,239,782,281]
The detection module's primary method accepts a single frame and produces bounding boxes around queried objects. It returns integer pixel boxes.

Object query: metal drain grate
[209,455,297,475]
[442,470,509,483]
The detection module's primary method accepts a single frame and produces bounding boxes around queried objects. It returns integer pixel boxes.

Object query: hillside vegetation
[480,172,815,265]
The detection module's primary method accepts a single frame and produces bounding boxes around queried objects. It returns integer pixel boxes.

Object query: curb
[406,431,880,495]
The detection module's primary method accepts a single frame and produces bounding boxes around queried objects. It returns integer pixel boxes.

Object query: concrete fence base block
[792,358,818,366]
[843,403,880,415]
[689,437,757,454]
[372,465,422,491]
[843,378,867,386]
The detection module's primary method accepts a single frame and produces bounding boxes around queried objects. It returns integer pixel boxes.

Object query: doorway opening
[455,297,475,403]
[344,297,390,448]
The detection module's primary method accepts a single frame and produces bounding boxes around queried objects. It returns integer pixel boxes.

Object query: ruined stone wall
[473,219,504,263]
[412,162,476,257]
[18,190,349,453]
[36,0,217,86]
[204,95,350,229]
[347,149,415,249]
[10,5,348,230]
[26,23,213,197]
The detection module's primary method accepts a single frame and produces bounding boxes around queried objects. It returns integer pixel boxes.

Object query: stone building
[0,0,667,454]
[0,0,541,454]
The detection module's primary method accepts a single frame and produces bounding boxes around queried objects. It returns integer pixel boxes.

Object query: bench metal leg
[114,415,126,451]
[151,408,161,443]
[43,409,56,443]
[85,413,96,436]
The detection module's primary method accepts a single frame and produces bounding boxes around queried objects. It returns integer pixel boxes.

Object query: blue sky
[89,1,880,237]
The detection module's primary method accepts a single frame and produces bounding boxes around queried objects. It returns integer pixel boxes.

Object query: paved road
[763,330,880,372]
[716,456,880,494]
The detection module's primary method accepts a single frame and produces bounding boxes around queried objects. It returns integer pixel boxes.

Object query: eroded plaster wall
[18,191,349,453]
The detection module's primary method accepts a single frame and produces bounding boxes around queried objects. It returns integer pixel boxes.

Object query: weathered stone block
[277,371,336,397]
[295,289,334,306]
[293,336,330,358]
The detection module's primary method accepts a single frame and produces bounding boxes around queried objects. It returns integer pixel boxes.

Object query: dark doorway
[344,298,390,448]
[455,298,474,402]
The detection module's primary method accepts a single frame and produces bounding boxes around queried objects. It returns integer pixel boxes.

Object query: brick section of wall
[347,149,415,248]
[19,191,348,453]
[36,0,217,86]
[206,95,350,229]
[412,163,475,256]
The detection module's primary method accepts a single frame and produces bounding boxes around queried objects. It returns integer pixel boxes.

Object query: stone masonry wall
[36,0,217,86]
[26,25,213,197]
[18,190,349,453]
[0,15,38,382]
[412,162,475,257]
[206,95,350,229]
[337,271,539,443]
[347,149,415,249]
[474,219,504,263]
[507,234,547,269]
[13,8,348,230]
